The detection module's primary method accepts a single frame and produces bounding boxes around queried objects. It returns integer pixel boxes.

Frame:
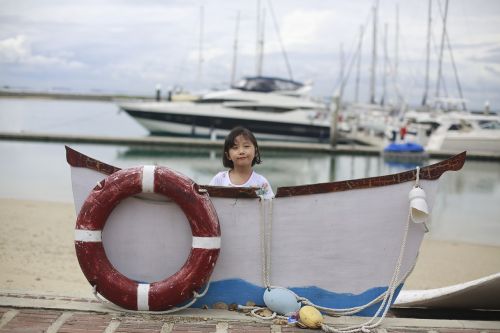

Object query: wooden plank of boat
[66,146,466,315]
[394,272,500,310]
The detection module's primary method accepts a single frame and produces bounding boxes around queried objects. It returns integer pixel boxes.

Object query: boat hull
[66,147,466,315]
[120,102,331,143]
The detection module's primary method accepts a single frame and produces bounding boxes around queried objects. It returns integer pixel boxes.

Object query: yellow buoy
[298,305,323,329]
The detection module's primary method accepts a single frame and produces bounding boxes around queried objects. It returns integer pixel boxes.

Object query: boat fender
[298,305,323,329]
[263,287,301,316]
[409,186,429,223]
[74,165,221,311]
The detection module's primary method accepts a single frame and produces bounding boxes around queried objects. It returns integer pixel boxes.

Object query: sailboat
[402,0,500,155]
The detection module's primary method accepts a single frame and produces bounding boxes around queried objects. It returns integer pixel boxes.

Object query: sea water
[0,98,499,246]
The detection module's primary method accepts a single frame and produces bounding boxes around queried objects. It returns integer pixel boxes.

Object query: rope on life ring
[74,165,221,311]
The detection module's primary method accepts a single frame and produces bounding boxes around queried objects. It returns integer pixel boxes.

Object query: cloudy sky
[1,0,499,110]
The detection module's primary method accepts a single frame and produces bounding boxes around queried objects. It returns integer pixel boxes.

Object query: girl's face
[226,134,256,168]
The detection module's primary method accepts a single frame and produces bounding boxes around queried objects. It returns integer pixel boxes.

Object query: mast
[394,4,399,95]
[339,43,345,103]
[435,0,449,100]
[197,5,204,82]
[256,9,265,76]
[230,11,240,86]
[354,25,364,103]
[267,0,293,80]
[422,0,432,106]
[256,0,260,75]
[381,22,388,106]
[369,0,378,104]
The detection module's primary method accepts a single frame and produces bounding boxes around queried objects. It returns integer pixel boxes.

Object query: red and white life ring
[74,165,220,311]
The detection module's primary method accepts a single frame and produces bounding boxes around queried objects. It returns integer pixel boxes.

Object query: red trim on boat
[65,146,466,198]
[276,152,466,197]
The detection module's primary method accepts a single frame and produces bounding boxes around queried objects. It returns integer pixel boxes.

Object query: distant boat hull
[120,101,332,142]
[395,272,500,310]
[66,147,465,315]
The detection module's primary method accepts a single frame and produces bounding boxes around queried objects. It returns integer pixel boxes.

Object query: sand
[1,198,499,299]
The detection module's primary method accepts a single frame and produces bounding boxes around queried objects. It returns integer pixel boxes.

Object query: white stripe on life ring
[142,165,156,193]
[137,283,150,311]
[75,229,102,242]
[192,237,221,249]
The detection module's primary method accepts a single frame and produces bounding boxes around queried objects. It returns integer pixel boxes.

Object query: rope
[92,282,210,314]
[256,167,423,332]
[317,167,422,332]
[415,166,420,187]
[238,304,290,320]
[260,198,273,289]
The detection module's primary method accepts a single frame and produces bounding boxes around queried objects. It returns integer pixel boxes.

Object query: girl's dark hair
[222,126,262,168]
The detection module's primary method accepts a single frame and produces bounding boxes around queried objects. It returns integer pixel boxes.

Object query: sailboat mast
[354,25,364,103]
[230,11,240,86]
[267,0,293,80]
[197,5,204,82]
[422,0,432,106]
[381,23,388,106]
[339,43,345,103]
[256,1,265,77]
[256,0,261,75]
[370,0,378,104]
[394,4,399,92]
[435,0,449,99]
[256,9,265,76]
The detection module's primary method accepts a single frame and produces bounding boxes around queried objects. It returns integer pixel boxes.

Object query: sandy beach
[1,198,500,299]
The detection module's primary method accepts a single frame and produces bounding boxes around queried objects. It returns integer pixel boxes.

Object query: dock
[1,131,499,161]
[0,90,152,102]
[1,291,499,333]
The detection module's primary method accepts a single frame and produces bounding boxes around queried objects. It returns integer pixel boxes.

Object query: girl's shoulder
[250,171,269,183]
[250,171,274,199]
[209,170,230,186]
[215,170,229,178]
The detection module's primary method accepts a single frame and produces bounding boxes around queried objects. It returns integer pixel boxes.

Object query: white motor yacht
[119,77,332,142]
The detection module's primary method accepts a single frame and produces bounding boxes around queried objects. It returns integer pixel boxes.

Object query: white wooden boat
[66,146,465,315]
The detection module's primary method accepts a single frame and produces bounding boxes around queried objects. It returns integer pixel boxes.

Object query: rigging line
[266,0,293,81]
[332,7,373,99]
[370,0,379,105]
[430,24,449,98]
[436,0,467,110]
[382,55,405,106]
[230,11,241,86]
[434,0,449,99]
[422,0,432,106]
[354,25,364,103]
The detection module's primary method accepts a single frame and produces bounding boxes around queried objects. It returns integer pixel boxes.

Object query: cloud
[0,35,84,69]
[280,9,335,48]
[470,45,500,64]
[484,64,500,77]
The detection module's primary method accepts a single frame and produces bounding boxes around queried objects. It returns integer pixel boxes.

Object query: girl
[210,127,274,199]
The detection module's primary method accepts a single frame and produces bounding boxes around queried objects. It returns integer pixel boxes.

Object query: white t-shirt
[209,170,275,199]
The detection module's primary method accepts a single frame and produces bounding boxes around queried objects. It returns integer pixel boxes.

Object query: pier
[1,131,499,161]
[1,291,499,333]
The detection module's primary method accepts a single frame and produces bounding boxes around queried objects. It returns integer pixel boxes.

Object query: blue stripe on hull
[192,278,403,317]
